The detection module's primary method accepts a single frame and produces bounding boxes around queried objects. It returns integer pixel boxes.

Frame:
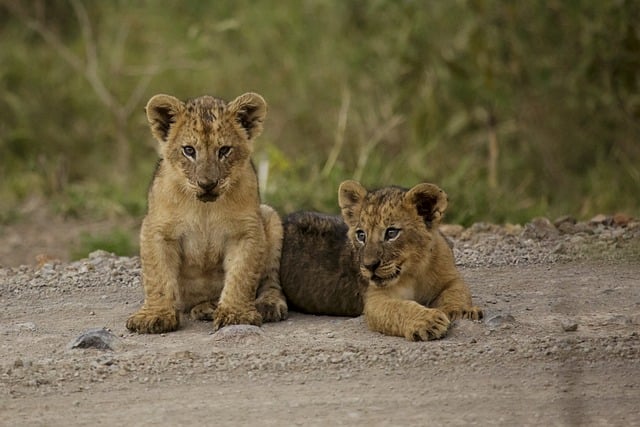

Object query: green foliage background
[1,0,639,228]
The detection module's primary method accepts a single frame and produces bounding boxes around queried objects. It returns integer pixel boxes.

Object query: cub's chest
[180,226,226,263]
[177,213,232,267]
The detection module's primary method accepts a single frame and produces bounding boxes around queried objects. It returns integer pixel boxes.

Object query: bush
[1,1,638,226]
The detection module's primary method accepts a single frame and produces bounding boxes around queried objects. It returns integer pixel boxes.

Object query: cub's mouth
[367,268,401,287]
[197,191,219,202]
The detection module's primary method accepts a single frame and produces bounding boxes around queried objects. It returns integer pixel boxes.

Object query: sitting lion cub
[126,92,287,334]
[280,180,482,341]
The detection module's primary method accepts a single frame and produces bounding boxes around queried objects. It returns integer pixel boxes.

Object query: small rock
[522,217,559,240]
[554,215,576,228]
[589,214,612,226]
[68,327,119,351]
[96,354,116,366]
[485,314,516,328]
[612,213,632,227]
[561,321,578,332]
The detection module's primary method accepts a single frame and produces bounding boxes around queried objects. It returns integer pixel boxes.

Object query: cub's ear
[338,180,367,227]
[145,94,184,143]
[227,92,267,140]
[404,183,448,227]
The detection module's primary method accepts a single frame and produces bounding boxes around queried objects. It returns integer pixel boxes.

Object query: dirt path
[1,241,639,426]
[1,216,639,426]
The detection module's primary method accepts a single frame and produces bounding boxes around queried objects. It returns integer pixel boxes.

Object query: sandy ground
[1,241,639,426]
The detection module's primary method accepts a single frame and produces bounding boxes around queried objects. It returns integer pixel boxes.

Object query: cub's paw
[213,304,262,330]
[190,301,217,321]
[446,306,484,322]
[256,295,288,323]
[126,308,179,334]
[404,309,450,341]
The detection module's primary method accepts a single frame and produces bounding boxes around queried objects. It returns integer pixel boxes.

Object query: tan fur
[280,181,482,341]
[339,180,483,340]
[126,92,287,334]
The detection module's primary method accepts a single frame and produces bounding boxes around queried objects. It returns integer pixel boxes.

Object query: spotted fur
[280,180,482,341]
[126,92,287,334]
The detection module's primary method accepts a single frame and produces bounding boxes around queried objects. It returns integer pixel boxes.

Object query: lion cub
[280,180,482,341]
[126,92,287,334]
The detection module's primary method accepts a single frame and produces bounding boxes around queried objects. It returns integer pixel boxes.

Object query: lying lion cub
[126,92,287,334]
[280,180,482,341]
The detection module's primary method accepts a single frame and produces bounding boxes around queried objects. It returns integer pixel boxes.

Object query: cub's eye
[384,227,401,241]
[355,230,366,244]
[182,145,196,158]
[218,146,232,159]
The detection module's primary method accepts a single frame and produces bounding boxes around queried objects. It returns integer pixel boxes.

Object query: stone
[561,321,578,332]
[485,313,516,328]
[522,217,559,240]
[68,327,119,351]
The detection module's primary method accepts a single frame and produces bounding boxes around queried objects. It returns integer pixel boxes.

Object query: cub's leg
[126,235,181,334]
[432,279,483,321]
[213,219,265,329]
[364,290,450,341]
[255,205,288,322]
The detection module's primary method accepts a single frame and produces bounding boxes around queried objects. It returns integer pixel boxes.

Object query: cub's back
[280,211,365,316]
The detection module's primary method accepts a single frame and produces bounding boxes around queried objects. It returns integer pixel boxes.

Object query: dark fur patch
[280,212,366,316]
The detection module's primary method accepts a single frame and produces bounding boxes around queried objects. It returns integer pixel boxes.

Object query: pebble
[485,314,516,328]
[522,217,559,240]
[561,321,578,332]
[68,328,119,351]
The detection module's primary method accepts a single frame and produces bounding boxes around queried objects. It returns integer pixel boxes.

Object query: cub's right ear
[338,180,367,227]
[145,94,184,143]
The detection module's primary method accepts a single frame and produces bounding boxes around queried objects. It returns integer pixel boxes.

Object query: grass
[1,1,639,230]
[70,228,138,261]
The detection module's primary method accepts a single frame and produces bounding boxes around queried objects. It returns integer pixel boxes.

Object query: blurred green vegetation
[70,227,138,260]
[1,0,639,229]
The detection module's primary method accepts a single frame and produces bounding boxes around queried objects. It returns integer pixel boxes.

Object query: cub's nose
[363,259,381,273]
[197,180,218,192]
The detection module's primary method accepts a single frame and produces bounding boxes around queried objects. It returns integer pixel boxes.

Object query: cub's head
[338,180,448,288]
[145,92,266,202]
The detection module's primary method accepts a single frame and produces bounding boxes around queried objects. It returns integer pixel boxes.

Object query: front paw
[126,307,179,334]
[213,304,262,330]
[404,309,450,341]
[446,306,484,321]
[256,296,288,323]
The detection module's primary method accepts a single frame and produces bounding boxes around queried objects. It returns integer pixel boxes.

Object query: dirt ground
[1,217,639,426]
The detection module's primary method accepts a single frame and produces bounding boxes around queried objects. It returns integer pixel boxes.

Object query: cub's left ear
[404,183,448,227]
[227,92,267,140]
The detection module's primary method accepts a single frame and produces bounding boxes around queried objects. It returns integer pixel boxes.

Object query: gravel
[1,214,638,426]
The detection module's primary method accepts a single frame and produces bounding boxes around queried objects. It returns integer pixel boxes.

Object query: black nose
[198,180,218,192]
[364,260,381,273]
